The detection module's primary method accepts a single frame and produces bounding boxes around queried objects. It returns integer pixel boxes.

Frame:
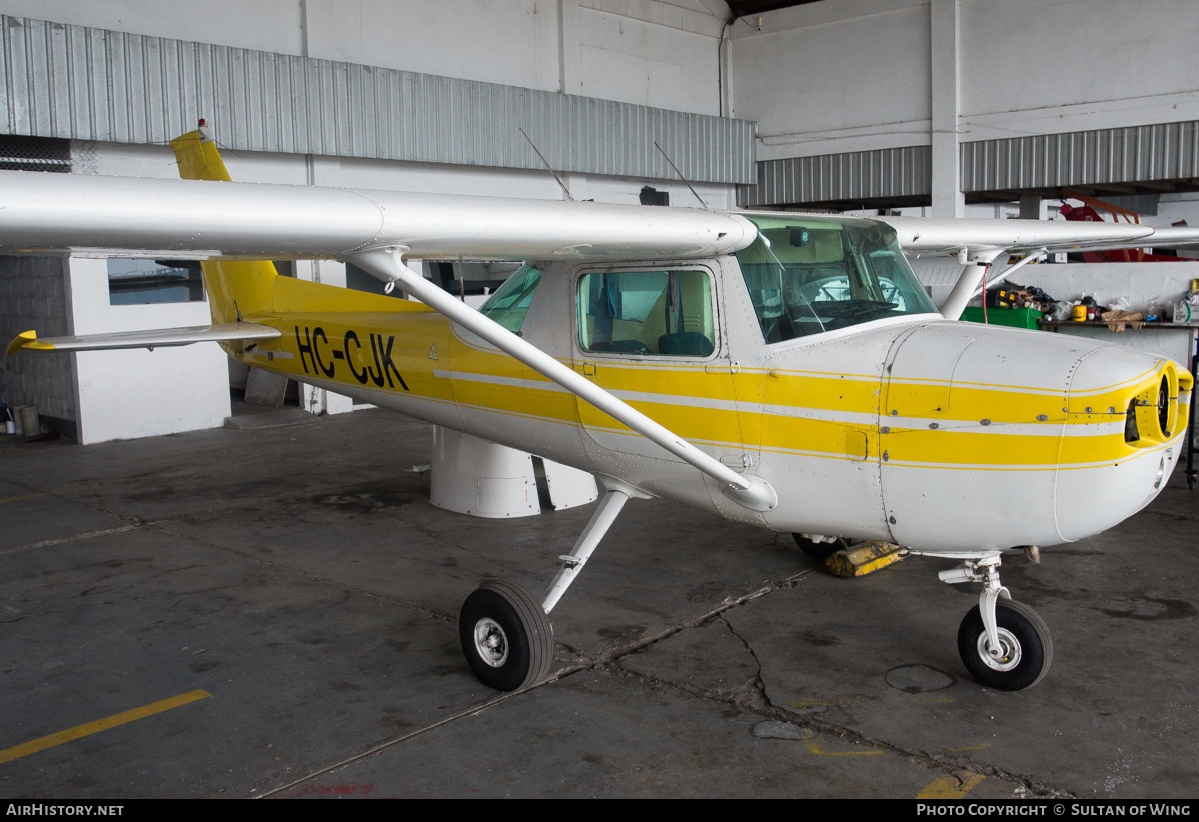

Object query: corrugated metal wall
[742,121,1199,207]
[961,120,1199,193]
[0,14,756,184]
[741,146,931,208]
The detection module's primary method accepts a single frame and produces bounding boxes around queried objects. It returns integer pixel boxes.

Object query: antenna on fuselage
[654,141,709,210]
[519,128,575,202]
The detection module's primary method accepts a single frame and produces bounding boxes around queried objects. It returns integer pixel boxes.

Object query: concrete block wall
[0,256,77,435]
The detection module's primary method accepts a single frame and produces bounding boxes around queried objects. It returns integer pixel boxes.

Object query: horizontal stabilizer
[7,323,280,354]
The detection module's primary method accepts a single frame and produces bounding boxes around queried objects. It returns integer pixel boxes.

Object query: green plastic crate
[959,307,1044,329]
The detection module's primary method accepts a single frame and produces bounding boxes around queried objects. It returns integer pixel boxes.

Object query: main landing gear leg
[459,487,632,692]
[913,551,1053,691]
[542,488,628,614]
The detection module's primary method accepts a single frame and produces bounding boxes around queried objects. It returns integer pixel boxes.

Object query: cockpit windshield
[735,214,938,343]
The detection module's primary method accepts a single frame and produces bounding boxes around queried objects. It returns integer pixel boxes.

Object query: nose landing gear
[909,550,1053,691]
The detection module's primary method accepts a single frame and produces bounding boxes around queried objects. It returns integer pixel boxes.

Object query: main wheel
[957,600,1053,691]
[791,533,846,561]
[459,581,554,692]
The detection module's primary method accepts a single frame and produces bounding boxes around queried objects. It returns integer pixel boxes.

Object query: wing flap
[7,323,281,354]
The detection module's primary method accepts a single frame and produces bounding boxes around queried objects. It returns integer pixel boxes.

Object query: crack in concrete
[717,613,765,695]
[542,568,818,684]
[0,520,155,556]
[536,567,1074,799]
[253,557,1074,799]
[257,690,519,798]
[603,648,1071,798]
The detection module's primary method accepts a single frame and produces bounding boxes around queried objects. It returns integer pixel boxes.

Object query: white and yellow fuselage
[225,255,1189,554]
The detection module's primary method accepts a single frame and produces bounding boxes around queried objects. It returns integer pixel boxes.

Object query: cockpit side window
[478,264,542,332]
[735,215,937,343]
[577,269,715,357]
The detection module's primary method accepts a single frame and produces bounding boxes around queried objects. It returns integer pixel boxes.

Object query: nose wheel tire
[459,581,554,692]
[957,599,1053,691]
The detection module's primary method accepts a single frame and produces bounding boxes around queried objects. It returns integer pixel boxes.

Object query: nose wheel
[911,549,1054,690]
[957,599,1053,691]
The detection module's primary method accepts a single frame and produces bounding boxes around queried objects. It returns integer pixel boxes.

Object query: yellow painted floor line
[802,732,885,757]
[0,689,210,765]
[0,492,50,504]
[916,772,986,799]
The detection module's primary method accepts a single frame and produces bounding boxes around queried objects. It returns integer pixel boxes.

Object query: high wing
[878,215,1199,261]
[0,170,756,263]
[5,168,1191,266]
[870,214,1199,318]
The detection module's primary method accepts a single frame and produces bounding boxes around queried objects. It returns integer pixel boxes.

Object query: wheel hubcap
[473,617,508,667]
[977,627,1021,672]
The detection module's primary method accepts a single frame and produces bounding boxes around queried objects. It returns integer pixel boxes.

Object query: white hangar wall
[733,0,1199,214]
[731,0,1199,159]
[729,0,932,160]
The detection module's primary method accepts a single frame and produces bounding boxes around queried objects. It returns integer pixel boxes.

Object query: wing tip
[5,330,48,356]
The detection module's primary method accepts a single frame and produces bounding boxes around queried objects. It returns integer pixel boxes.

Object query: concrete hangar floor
[0,405,1195,799]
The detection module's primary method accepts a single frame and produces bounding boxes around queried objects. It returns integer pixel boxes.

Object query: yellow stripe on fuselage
[237,306,1181,474]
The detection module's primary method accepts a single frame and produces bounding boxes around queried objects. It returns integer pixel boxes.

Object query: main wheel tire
[957,600,1053,691]
[459,581,554,692]
[791,533,845,561]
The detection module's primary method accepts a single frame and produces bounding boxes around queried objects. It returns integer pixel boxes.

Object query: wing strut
[938,247,1004,320]
[346,246,778,513]
[969,248,1048,300]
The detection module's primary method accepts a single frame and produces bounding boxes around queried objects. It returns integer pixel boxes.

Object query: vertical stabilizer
[169,123,275,324]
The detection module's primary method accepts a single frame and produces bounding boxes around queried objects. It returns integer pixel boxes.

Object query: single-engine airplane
[3,124,1195,692]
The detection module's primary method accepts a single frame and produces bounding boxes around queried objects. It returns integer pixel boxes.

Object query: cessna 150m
[4,125,1195,693]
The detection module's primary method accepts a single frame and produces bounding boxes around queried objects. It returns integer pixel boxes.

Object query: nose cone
[1053,343,1188,541]
[881,323,1189,550]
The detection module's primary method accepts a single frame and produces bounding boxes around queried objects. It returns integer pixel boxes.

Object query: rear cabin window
[577,269,715,357]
